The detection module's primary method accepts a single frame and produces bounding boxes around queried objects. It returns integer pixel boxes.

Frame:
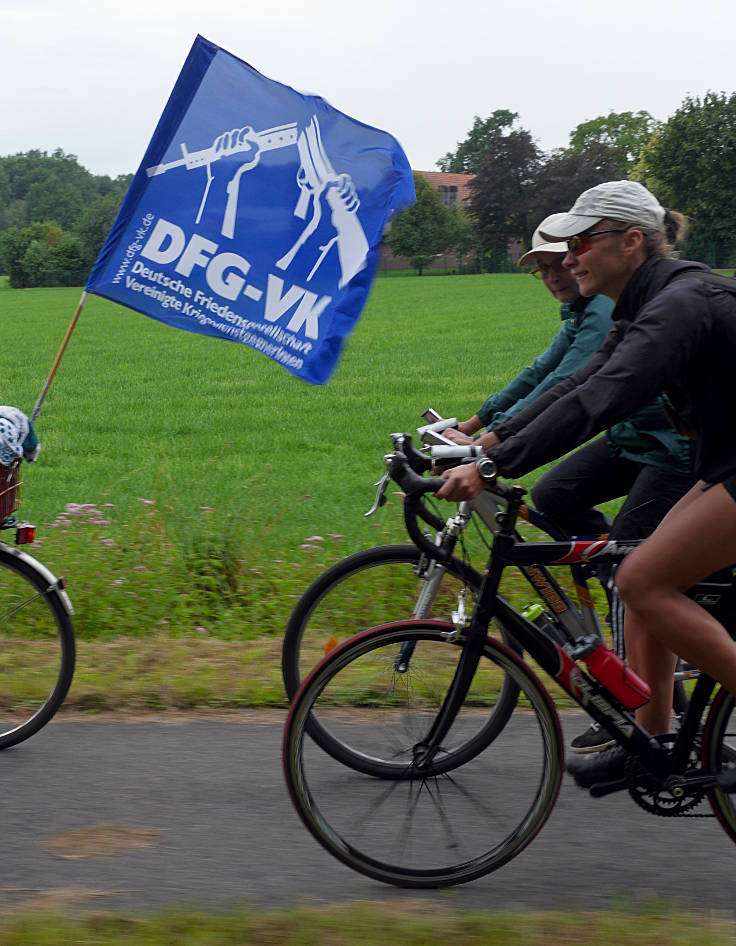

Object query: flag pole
[30,290,87,423]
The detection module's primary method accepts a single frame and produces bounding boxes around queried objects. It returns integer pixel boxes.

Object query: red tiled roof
[415,170,474,203]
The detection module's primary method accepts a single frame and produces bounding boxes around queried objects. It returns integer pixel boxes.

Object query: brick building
[378,170,474,273]
[378,169,524,272]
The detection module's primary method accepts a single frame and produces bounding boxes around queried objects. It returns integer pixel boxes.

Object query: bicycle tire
[282,545,521,777]
[0,545,75,749]
[283,620,564,888]
[702,686,736,839]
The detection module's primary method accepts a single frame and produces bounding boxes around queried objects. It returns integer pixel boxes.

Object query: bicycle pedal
[588,778,627,798]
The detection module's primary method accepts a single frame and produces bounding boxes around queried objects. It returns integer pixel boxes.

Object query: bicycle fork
[411,500,523,770]
[395,506,471,674]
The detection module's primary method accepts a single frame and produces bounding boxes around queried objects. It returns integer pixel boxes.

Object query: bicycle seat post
[494,484,526,537]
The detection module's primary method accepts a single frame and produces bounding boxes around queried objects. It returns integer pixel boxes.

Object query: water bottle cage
[567,634,603,661]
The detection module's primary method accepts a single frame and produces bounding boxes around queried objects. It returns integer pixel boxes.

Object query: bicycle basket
[0,459,21,519]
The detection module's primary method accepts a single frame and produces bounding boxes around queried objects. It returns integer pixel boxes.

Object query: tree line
[1,91,734,286]
[386,92,736,273]
[0,149,131,287]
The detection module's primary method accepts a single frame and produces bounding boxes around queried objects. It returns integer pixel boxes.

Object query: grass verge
[0,901,733,944]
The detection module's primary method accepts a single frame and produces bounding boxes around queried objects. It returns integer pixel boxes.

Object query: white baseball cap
[540,181,666,240]
[518,213,569,265]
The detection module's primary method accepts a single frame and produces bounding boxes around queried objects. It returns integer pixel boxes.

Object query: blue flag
[86,35,415,384]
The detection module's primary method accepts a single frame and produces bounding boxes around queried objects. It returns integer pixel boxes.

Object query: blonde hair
[642,210,689,258]
[606,210,688,258]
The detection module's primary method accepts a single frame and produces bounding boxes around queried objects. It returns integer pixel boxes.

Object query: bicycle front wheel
[283,621,563,888]
[282,545,521,777]
[0,546,75,749]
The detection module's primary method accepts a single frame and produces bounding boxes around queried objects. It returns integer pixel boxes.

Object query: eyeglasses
[567,228,629,256]
[530,260,566,279]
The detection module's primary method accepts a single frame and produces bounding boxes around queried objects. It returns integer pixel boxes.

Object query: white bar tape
[416,418,458,436]
[429,445,483,460]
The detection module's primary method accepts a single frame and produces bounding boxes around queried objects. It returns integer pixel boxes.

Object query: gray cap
[540,181,666,240]
[518,213,569,265]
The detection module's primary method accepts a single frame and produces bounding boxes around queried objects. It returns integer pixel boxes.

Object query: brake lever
[365,467,392,517]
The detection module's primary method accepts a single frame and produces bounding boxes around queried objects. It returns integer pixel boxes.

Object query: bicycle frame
[415,483,721,789]
[470,490,605,641]
[397,491,601,673]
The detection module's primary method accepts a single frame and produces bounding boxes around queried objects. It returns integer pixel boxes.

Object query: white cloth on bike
[0,406,39,465]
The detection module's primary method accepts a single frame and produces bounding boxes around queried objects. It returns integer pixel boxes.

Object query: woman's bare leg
[616,483,736,735]
[621,482,705,732]
[623,615,677,734]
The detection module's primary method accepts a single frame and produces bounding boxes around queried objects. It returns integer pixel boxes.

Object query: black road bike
[283,445,736,888]
[282,427,691,778]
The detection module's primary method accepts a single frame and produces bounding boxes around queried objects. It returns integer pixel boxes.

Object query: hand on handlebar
[475,431,500,450]
[443,428,474,445]
[456,415,483,436]
[435,462,485,501]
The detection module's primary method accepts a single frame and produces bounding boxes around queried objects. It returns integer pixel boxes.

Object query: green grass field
[4,275,546,535]
[1,275,611,706]
[3,279,565,601]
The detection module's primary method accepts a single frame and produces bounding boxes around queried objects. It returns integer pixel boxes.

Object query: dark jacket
[489,257,736,482]
[478,292,691,473]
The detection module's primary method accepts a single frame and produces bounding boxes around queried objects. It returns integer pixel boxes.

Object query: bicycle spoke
[0,587,45,624]
[419,776,462,851]
[285,624,562,886]
[434,767,508,823]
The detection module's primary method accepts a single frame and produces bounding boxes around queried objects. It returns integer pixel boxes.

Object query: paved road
[3,711,735,912]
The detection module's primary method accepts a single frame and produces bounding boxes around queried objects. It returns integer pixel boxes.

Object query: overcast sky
[2,0,734,178]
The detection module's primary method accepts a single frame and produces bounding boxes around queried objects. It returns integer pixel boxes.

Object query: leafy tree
[446,206,481,271]
[438,109,530,175]
[26,177,86,232]
[633,92,736,266]
[0,150,131,282]
[569,110,658,173]
[0,165,9,209]
[21,239,53,287]
[75,193,123,269]
[527,143,625,238]
[385,174,454,275]
[48,233,88,285]
[0,199,28,232]
[0,222,63,287]
[0,150,96,229]
[467,124,541,265]
[0,150,129,237]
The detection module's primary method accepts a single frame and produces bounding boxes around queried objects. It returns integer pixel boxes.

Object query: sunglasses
[567,228,629,256]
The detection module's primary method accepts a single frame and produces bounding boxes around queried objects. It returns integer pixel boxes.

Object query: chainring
[625,751,706,817]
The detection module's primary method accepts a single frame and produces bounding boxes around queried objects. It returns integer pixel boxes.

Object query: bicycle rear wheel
[283,621,563,888]
[0,546,75,749]
[282,545,521,777]
[703,686,736,838]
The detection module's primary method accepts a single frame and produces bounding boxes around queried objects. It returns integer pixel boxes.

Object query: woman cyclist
[436,180,736,787]
[447,210,696,754]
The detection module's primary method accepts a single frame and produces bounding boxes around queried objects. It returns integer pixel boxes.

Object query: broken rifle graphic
[145,116,368,287]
